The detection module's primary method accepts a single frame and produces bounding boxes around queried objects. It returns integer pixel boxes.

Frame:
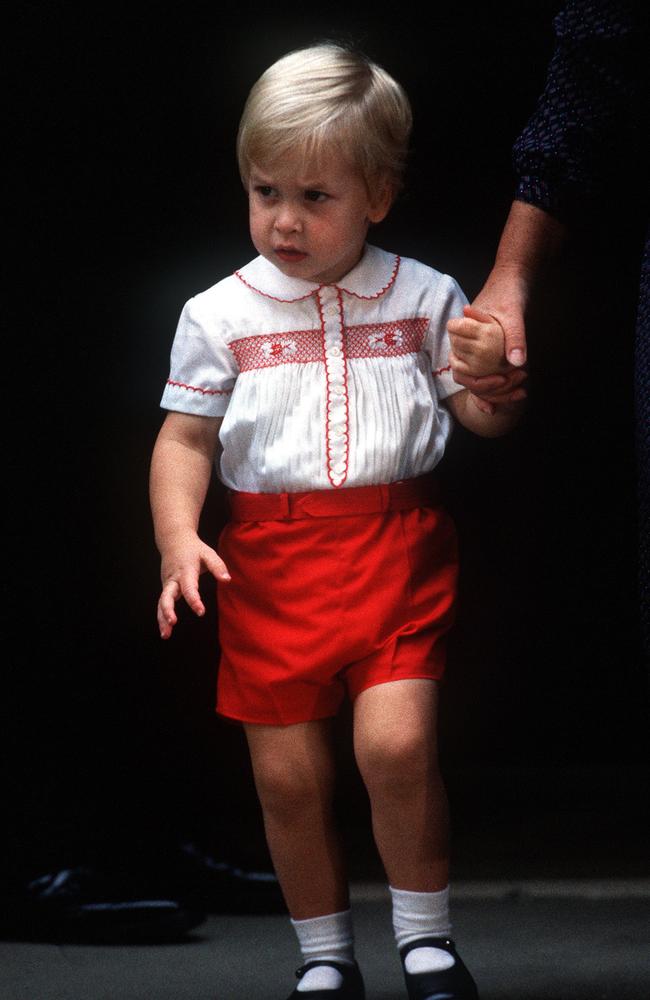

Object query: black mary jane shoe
[399,936,479,1000]
[286,960,366,1000]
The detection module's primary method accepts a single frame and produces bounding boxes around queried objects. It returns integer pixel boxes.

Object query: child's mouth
[275,248,308,263]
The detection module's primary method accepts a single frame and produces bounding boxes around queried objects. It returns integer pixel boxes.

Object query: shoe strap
[296,960,354,979]
[399,936,456,960]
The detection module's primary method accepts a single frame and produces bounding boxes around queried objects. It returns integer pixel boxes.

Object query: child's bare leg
[353,678,448,890]
[244,717,349,919]
[354,678,479,994]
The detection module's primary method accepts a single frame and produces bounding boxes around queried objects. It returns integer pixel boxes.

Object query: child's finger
[203,548,232,583]
[469,384,528,405]
[158,580,180,637]
[463,303,499,326]
[447,316,482,339]
[469,393,496,415]
[451,369,511,390]
[157,604,175,639]
[180,572,206,617]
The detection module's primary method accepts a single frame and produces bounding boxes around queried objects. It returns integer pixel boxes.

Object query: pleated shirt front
[160,244,467,493]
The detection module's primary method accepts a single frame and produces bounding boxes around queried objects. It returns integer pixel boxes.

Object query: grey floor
[3,882,649,1000]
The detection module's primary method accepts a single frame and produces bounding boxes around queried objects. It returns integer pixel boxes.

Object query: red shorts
[215,476,458,726]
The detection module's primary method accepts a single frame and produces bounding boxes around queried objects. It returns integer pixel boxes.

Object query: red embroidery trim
[233,254,400,303]
[316,293,332,487]
[234,270,315,303]
[432,365,452,377]
[166,379,232,396]
[345,318,427,359]
[229,329,324,371]
[333,287,350,487]
[226,317,427,375]
[338,255,401,300]
[318,291,350,490]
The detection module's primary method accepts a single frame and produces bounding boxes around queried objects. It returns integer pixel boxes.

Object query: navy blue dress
[512,0,649,655]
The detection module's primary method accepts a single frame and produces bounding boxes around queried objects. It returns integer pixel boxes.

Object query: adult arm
[454,0,643,390]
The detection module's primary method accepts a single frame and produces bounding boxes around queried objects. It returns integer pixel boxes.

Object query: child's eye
[255,185,276,198]
[304,190,328,203]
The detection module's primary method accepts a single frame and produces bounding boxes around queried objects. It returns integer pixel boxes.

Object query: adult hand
[451,201,566,412]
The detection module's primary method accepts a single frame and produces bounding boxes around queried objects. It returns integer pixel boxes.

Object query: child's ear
[367,179,394,224]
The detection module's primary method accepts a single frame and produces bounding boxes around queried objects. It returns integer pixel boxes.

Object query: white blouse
[160,244,466,493]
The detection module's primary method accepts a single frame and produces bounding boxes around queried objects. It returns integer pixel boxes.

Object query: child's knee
[252,754,334,818]
[356,728,438,797]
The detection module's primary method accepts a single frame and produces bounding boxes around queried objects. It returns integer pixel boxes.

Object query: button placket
[318,287,349,488]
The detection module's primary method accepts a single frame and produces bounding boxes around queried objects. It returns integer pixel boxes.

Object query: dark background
[7,2,648,884]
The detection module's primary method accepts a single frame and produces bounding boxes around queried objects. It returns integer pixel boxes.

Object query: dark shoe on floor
[0,866,205,943]
[164,840,287,915]
[286,960,366,999]
[399,936,479,1000]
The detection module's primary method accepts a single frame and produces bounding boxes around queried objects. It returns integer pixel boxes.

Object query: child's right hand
[447,305,511,378]
[157,529,231,639]
[448,304,527,414]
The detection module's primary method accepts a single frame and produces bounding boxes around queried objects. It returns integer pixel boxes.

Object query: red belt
[228,474,441,521]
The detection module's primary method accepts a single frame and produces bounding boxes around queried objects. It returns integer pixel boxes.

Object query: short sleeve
[160,296,238,417]
[424,274,468,400]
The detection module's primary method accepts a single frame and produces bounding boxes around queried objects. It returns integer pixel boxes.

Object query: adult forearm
[491,200,567,286]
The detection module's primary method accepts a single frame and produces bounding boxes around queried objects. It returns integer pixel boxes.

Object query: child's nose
[274,204,302,234]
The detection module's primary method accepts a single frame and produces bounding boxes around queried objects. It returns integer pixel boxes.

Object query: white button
[332,385,345,396]
[328,346,341,357]
[325,305,338,317]
[333,463,346,474]
[333,426,346,438]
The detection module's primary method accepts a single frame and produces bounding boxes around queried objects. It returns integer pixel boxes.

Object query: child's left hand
[447,304,512,378]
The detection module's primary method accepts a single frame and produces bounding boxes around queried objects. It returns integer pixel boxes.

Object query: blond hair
[237,43,412,197]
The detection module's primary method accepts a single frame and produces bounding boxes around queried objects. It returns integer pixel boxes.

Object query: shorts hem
[348,670,445,701]
[216,705,341,727]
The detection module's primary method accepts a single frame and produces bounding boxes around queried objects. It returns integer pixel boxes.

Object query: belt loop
[279,493,291,519]
[379,483,390,512]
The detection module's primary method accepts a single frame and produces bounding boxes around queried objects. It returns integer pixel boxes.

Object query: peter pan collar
[234,244,400,302]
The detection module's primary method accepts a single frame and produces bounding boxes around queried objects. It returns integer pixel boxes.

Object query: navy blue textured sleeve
[512,0,650,657]
[512,0,646,223]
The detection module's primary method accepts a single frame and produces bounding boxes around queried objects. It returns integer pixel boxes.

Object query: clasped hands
[447,304,528,414]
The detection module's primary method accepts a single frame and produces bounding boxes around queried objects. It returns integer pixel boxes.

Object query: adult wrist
[493,200,566,280]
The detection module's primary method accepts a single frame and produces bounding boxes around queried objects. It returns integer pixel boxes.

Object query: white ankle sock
[290,909,355,992]
[390,885,455,974]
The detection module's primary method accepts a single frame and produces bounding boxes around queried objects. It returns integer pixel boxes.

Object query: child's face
[247,150,392,285]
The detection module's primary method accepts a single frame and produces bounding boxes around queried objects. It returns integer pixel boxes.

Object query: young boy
[150,43,522,1000]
